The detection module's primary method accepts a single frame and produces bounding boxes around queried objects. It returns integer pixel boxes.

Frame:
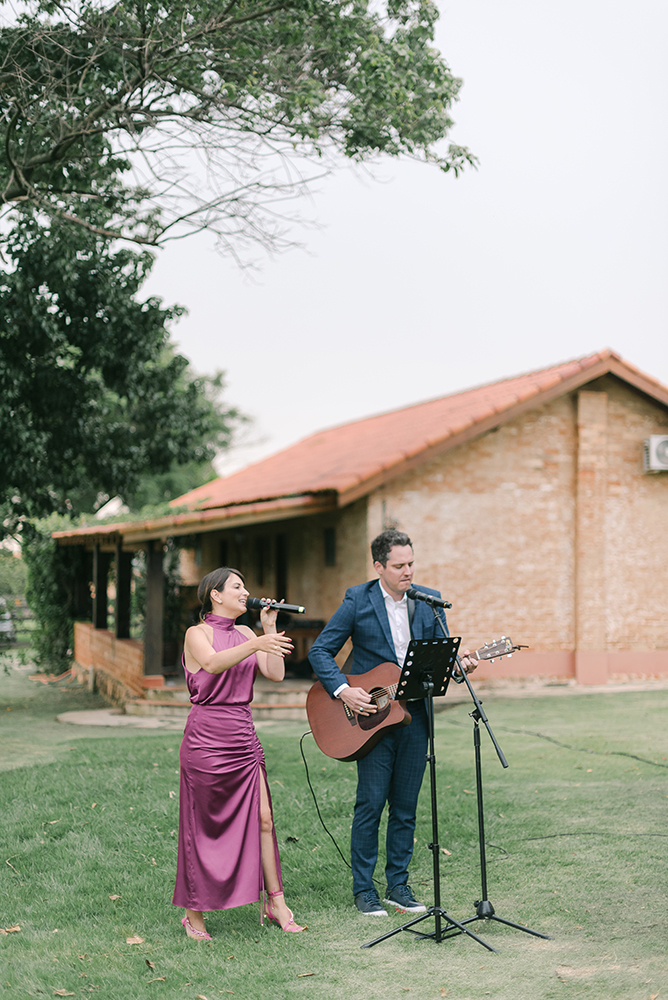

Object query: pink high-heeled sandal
[263,890,307,932]
[182,915,212,941]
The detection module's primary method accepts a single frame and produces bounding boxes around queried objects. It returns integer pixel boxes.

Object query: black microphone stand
[362,637,495,952]
[430,608,551,944]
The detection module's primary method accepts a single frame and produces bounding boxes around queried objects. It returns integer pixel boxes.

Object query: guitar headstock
[475,636,521,663]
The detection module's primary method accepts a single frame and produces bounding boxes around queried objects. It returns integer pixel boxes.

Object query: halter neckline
[204,613,237,630]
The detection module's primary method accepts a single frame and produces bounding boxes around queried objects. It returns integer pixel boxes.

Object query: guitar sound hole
[358,688,391,731]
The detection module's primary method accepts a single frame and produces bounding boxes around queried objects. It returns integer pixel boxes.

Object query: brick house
[54,349,668,699]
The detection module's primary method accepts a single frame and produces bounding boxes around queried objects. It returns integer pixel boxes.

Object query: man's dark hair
[371,530,413,567]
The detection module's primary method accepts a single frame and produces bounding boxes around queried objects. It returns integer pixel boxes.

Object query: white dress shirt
[378,581,411,667]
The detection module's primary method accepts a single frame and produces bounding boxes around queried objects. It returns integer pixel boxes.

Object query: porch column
[72,548,93,621]
[115,540,133,640]
[144,540,164,676]
[92,544,112,630]
[574,390,608,684]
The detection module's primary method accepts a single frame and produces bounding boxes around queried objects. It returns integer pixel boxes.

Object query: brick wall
[73,621,144,701]
[359,378,668,683]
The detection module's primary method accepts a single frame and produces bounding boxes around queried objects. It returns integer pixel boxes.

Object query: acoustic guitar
[306,637,520,762]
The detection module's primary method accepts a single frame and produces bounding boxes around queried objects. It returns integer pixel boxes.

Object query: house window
[324,527,336,567]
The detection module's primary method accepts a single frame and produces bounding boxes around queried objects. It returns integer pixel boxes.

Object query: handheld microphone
[246,597,306,615]
[406,587,452,610]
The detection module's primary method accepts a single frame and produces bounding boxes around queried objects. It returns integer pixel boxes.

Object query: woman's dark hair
[197,566,245,619]
[370,530,413,567]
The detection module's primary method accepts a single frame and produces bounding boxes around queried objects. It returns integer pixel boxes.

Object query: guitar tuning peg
[490,658,495,663]
[507,653,512,658]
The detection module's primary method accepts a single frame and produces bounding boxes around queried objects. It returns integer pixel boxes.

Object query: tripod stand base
[362,906,498,951]
[456,899,552,940]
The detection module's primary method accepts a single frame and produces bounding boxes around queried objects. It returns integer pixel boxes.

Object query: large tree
[0,0,474,254]
[0,204,240,525]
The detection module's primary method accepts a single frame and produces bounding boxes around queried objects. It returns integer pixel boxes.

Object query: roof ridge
[214,349,616,466]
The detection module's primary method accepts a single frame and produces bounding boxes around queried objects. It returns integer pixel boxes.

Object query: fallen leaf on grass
[109,895,121,901]
[196,995,209,999]
[440,848,452,855]
[297,973,316,978]
[219,992,234,996]
[126,935,144,945]
[169,791,176,799]
[3,925,21,933]
[145,960,156,969]
[91,803,96,809]
[650,994,659,1000]
[439,991,448,997]
[148,978,166,983]
[53,992,75,997]
[226,955,234,960]
[463,789,474,795]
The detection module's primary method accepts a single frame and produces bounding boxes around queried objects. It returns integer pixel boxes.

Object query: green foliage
[0,0,475,249]
[21,515,88,674]
[0,550,27,596]
[127,459,218,512]
[0,207,242,523]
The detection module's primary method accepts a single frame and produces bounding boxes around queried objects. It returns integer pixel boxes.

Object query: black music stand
[426,610,552,945]
[362,637,495,951]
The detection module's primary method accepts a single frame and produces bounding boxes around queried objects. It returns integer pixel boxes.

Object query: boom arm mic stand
[429,608,551,944]
[362,636,495,952]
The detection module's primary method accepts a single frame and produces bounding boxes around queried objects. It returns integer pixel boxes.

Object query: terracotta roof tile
[173,349,668,511]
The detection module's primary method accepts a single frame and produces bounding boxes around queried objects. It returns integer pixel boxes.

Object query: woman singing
[172,566,306,939]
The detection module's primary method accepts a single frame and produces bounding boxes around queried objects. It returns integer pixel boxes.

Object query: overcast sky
[143,0,668,476]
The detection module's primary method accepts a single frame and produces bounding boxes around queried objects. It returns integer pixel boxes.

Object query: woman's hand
[254,631,294,658]
[259,599,280,632]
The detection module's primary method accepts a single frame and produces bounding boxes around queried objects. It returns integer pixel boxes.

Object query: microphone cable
[299,731,389,890]
[299,731,352,872]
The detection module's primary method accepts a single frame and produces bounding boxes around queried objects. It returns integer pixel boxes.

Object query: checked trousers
[350,699,429,897]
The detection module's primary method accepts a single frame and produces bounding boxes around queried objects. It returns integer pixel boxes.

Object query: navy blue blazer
[308,580,448,698]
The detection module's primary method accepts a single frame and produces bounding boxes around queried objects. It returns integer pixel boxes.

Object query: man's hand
[456,649,479,677]
[339,685,376,716]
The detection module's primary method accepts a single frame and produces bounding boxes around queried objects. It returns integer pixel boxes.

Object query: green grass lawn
[1,668,667,1000]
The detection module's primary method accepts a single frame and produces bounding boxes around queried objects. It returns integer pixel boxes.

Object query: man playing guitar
[308,530,478,916]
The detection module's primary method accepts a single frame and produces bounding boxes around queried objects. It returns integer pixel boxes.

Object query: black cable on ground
[299,731,352,871]
[520,831,668,842]
[443,717,668,768]
[299,732,385,890]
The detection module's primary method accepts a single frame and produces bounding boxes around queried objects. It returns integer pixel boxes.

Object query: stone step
[125,677,312,721]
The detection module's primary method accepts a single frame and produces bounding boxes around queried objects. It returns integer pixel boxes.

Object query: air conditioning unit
[643,435,668,472]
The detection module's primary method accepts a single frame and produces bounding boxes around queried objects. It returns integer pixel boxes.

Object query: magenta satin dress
[172,614,282,912]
